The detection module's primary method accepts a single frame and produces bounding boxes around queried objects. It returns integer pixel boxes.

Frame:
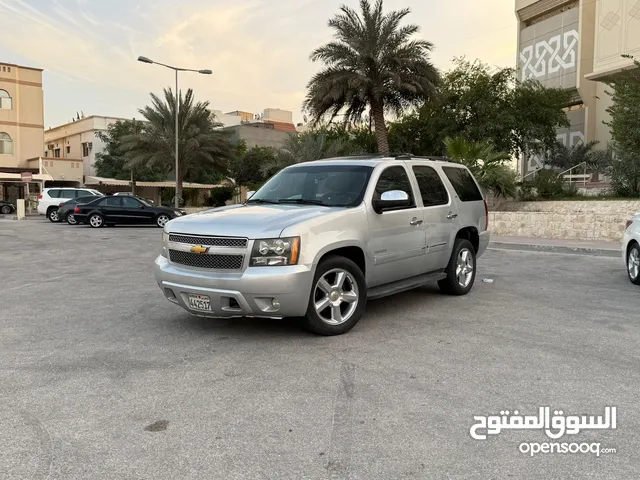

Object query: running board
[367,271,447,300]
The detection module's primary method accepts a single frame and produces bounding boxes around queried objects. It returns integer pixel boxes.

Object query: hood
[166,204,335,238]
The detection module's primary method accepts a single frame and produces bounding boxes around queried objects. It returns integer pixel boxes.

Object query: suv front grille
[169,234,247,248]
[169,250,244,270]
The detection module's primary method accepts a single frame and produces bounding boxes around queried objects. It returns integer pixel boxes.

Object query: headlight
[250,237,300,266]
[161,231,169,258]
[173,210,182,217]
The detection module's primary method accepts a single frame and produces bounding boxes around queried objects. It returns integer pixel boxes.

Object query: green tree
[94,119,165,182]
[230,144,278,190]
[304,0,439,155]
[123,88,233,203]
[546,140,601,171]
[444,136,517,198]
[390,59,571,158]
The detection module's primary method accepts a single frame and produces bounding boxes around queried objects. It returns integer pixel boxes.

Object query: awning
[84,176,230,189]
[0,172,54,182]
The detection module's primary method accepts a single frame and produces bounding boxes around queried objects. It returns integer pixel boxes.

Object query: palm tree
[444,136,517,198]
[304,0,439,155]
[124,88,233,203]
[547,140,601,171]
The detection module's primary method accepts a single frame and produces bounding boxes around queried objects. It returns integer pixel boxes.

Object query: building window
[0,132,13,154]
[43,161,48,167]
[44,151,48,158]
[82,142,92,157]
[50,161,54,167]
[71,162,75,168]
[0,89,12,110]
[76,163,81,169]
[54,148,60,158]
[66,146,71,154]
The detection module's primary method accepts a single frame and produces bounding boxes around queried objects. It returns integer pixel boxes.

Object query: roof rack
[391,154,450,162]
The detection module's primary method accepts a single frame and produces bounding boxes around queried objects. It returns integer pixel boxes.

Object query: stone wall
[490,200,640,241]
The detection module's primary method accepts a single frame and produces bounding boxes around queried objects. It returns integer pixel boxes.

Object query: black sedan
[73,195,186,228]
[57,195,105,225]
[0,200,16,215]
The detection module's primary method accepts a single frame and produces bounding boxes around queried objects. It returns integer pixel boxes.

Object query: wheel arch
[314,244,367,277]
[454,226,480,253]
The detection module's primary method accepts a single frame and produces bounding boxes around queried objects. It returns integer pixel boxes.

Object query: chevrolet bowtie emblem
[190,245,209,254]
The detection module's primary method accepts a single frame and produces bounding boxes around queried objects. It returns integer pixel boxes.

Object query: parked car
[154,155,490,335]
[622,211,640,285]
[37,187,104,222]
[0,200,16,215]
[73,195,185,228]
[57,196,104,225]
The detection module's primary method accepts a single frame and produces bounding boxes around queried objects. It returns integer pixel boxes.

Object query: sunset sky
[0,0,516,127]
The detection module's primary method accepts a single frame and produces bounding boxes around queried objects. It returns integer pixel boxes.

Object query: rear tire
[1,205,11,214]
[438,238,477,296]
[67,214,78,225]
[299,256,366,336]
[627,242,640,285]
[88,213,104,228]
[47,207,60,223]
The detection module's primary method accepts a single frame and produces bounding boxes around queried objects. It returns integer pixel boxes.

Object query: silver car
[154,156,490,335]
[622,212,640,285]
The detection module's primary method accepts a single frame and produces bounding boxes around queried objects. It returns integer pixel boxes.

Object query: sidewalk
[489,235,621,258]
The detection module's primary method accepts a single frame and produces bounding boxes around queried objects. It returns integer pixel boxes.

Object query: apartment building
[516,0,640,175]
[44,115,128,178]
[0,62,45,201]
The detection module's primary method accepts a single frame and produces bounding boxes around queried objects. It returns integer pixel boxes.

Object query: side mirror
[373,190,410,213]
[246,191,256,200]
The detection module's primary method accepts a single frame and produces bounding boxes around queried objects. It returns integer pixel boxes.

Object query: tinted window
[48,189,61,198]
[76,190,92,197]
[121,197,141,208]
[374,166,415,207]
[60,190,76,199]
[76,196,97,204]
[413,166,449,207]
[105,197,121,207]
[442,167,483,202]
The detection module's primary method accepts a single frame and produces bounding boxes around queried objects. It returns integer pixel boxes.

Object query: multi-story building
[0,62,45,201]
[516,0,640,175]
[44,115,129,178]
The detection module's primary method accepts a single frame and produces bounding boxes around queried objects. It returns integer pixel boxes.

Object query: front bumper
[153,255,314,318]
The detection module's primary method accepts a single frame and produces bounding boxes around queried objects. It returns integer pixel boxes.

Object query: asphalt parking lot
[1,219,638,480]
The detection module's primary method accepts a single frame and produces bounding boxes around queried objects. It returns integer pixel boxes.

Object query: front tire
[438,238,477,295]
[1,205,11,214]
[47,207,60,223]
[299,256,366,336]
[88,213,104,228]
[67,214,78,225]
[627,243,640,285]
[156,214,170,228]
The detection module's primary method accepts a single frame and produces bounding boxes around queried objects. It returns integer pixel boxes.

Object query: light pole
[137,56,212,208]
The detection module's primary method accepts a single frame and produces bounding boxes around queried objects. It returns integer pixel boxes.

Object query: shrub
[208,186,234,207]
[533,169,564,199]
[518,181,536,201]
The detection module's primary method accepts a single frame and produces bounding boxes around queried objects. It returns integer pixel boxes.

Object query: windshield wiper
[246,199,280,204]
[277,199,330,207]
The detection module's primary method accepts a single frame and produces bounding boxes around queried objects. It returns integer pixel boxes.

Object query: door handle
[409,217,423,226]
[446,213,458,219]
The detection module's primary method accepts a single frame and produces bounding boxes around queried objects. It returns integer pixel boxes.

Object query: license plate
[188,294,211,311]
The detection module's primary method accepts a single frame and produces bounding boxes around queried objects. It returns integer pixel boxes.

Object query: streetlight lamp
[137,56,212,208]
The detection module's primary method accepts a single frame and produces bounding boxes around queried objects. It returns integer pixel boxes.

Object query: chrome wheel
[313,268,359,326]
[628,247,640,280]
[157,215,170,228]
[67,214,77,225]
[49,209,59,222]
[89,214,103,228]
[456,248,474,288]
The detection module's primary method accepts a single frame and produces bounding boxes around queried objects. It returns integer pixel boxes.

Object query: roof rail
[392,154,451,162]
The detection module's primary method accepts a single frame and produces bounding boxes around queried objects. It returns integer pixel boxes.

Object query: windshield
[137,197,153,207]
[248,164,373,207]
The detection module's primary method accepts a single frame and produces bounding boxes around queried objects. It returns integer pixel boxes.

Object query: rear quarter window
[47,189,61,198]
[442,167,483,202]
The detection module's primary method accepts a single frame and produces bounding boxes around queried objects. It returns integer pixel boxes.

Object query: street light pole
[137,56,212,209]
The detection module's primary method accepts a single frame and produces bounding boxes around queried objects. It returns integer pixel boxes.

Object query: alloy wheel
[49,209,59,222]
[456,248,474,288]
[67,214,77,225]
[1,206,11,214]
[89,215,103,228]
[313,268,359,325]
[629,247,640,280]
[157,215,170,228]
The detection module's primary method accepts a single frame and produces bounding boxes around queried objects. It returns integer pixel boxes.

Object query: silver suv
[154,156,490,335]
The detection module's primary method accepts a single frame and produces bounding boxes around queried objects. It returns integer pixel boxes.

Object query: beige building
[0,62,45,202]
[516,0,640,175]
[44,115,130,178]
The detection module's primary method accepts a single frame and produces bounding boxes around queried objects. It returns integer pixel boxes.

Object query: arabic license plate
[188,294,211,311]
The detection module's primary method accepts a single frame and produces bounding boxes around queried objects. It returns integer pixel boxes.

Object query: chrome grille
[169,250,244,270]
[169,234,247,248]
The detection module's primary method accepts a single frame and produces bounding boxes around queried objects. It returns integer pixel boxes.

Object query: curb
[489,242,621,258]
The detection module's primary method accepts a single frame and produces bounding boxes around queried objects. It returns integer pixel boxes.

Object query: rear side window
[60,190,76,199]
[412,166,449,207]
[442,167,483,202]
[374,166,416,207]
[47,189,61,198]
[105,197,121,207]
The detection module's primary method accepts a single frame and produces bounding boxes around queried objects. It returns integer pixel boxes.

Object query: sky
[0,0,517,128]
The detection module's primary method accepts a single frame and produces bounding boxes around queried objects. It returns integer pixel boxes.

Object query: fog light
[271,298,280,309]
